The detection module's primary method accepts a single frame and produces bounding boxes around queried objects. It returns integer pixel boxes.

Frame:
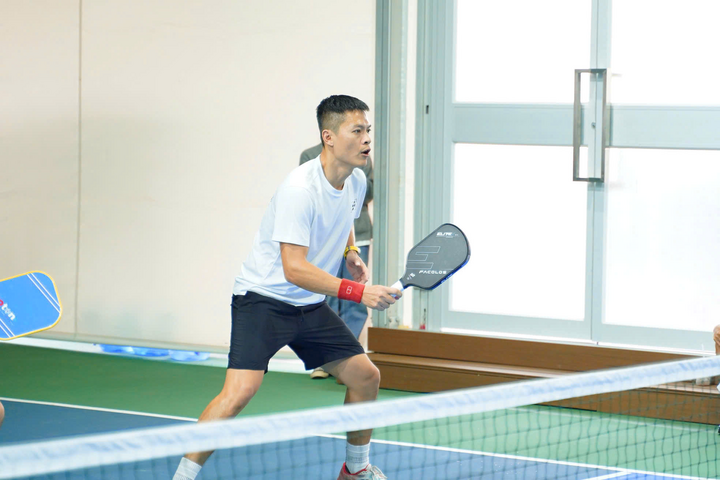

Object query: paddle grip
[391,280,404,299]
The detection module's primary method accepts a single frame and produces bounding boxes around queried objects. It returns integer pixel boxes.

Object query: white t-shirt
[233,156,366,306]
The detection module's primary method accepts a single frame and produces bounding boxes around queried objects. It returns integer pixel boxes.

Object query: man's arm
[344,228,369,284]
[280,243,400,310]
[362,158,373,205]
[346,226,356,249]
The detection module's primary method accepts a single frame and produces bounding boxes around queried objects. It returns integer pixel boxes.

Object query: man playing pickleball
[173,95,400,480]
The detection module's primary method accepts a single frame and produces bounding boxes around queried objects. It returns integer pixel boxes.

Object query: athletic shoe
[310,367,329,379]
[337,463,387,479]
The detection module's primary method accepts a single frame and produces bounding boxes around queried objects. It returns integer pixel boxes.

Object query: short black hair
[316,95,369,145]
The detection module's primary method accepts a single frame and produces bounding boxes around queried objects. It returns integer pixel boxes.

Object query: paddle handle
[391,279,404,299]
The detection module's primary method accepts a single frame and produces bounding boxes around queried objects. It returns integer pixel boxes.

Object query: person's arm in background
[362,157,373,207]
[714,325,720,355]
[299,143,323,166]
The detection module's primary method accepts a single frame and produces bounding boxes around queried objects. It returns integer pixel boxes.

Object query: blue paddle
[0,271,62,340]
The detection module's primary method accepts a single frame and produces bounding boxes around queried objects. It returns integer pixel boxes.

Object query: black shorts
[228,291,365,372]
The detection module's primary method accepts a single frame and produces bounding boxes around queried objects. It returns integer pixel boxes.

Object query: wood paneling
[368,328,720,425]
[369,328,690,372]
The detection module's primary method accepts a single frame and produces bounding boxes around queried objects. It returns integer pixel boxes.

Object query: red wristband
[338,279,364,303]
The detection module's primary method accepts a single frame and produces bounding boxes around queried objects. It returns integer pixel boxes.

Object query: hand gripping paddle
[0,271,62,340]
[391,223,470,295]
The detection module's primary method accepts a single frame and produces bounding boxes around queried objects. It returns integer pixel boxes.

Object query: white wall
[0,1,80,336]
[1,1,375,351]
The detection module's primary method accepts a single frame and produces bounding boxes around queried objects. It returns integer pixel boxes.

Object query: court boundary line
[512,406,711,434]
[0,397,197,422]
[318,434,708,480]
[584,473,630,480]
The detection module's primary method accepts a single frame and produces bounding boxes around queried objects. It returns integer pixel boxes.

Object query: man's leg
[174,369,264,479]
[324,354,381,475]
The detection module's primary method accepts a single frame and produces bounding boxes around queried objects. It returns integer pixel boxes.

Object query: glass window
[455,0,591,104]
[604,149,720,331]
[451,144,588,320]
[611,0,720,105]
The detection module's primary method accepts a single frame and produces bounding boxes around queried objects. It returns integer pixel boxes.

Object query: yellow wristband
[344,245,360,258]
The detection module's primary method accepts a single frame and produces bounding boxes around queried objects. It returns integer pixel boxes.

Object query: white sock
[173,457,202,480]
[346,442,370,474]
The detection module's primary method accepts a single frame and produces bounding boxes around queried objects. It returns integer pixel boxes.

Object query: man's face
[329,110,371,168]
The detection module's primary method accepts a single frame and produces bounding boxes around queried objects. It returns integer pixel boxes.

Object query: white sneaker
[337,463,387,479]
[310,367,329,379]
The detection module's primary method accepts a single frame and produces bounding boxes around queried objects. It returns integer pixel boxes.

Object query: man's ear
[322,129,334,147]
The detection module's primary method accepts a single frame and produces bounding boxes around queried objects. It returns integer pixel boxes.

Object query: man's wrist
[338,279,364,303]
[344,245,360,258]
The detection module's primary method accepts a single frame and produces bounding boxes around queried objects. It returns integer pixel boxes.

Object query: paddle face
[399,223,470,290]
[0,272,62,340]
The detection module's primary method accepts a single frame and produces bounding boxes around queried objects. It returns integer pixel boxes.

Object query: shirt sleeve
[271,186,314,246]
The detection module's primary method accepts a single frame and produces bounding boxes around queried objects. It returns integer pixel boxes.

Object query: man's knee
[220,380,261,412]
[351,363,380,392]
[229,382,260,399]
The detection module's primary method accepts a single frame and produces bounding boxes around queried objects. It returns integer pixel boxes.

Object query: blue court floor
[0,399,709,480]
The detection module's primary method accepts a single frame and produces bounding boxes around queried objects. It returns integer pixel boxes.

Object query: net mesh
[1,355,719,479]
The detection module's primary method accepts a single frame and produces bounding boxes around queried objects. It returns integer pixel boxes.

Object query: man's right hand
[361,285,402,311]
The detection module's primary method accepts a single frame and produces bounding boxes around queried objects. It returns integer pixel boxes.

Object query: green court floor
[372,405,719,478]
[0,343,415,419]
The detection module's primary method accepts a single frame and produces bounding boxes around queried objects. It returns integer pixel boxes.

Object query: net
[1,355,719,479]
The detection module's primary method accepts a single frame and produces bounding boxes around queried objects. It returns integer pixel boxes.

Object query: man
[299,141,373,379]
[173,95,400,480]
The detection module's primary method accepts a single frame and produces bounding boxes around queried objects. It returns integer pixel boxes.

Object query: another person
[299,142,373,379]
[173,95,399,480]
[0,400,4,429]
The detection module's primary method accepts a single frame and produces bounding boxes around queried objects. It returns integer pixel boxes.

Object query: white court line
[0,397,196,422]
[584,473,630,480]
[316,435,707,480]
[511,406,709,434]
[26,273,60,313]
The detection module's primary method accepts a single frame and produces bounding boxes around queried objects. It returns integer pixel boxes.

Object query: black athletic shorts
[228,291,365,372]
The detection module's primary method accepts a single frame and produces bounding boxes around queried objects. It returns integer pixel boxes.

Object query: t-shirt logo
[351,199,357,212]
